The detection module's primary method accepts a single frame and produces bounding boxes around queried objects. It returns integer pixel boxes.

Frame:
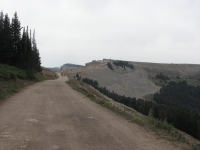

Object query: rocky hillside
[66,59,200,99]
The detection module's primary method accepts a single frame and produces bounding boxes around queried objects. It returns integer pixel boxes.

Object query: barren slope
[0,73,190,150]
[66,60,200,99]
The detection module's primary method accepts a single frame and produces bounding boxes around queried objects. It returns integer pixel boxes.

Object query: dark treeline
[82,77,98,86]
[81,77,200,140]
[154,81,200,111]
[0,11,41,78]
[156,73,170,80]
[113,60,134,69]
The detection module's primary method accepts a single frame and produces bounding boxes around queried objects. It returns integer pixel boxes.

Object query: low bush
[107,62,114,70]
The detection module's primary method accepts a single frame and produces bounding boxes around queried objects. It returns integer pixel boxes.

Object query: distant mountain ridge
[62,63,83,67]
[60,63,83,71]
[47,63,83,72]
[47,67,60,71]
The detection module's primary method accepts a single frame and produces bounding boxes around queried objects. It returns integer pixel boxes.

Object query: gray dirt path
[0,73,186,150]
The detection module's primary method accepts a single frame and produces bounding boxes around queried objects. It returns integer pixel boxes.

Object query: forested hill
[0,11,41,79]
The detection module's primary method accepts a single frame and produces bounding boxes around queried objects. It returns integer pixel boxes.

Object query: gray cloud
[1,0,200,67]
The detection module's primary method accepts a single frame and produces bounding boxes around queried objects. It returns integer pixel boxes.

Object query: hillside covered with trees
[0,11,41,79]
[76,74,200,140]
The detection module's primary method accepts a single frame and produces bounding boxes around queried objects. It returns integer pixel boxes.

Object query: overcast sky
[1,0,200,67]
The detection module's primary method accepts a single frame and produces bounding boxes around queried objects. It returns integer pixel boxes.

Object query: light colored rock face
[79,64,160,99]
[67,60,200,99]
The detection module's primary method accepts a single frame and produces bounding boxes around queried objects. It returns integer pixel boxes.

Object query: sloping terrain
[39,67,58,80]
[0,74,194,150]
[66,59,200,99]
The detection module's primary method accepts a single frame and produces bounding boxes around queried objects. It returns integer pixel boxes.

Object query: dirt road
[0,74,186,150]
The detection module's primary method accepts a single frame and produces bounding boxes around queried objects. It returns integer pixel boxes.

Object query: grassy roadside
[0,63,31,101]
[66,78,200,150]
[0,64,57,102]
[0,79,34,101]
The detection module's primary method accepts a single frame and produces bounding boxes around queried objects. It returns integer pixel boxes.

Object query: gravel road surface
[0,74,186,150]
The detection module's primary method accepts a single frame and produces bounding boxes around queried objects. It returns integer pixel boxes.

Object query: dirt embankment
[35,67,58,81]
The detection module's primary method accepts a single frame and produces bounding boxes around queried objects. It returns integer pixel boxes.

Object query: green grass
[0,63,28,80]
[0,64,57,102]
[0,79,34,101]
[0,64,33,101]
[66,78,200,149]
[0,91,5,99]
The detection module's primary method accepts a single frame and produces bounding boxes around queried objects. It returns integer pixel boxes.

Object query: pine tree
[20,27,27,69]
[0,11,3,30]
[32,30,41,72]
[2,14,13,64]
[25,26,33,78]
[153,106,159,119]
[0,11,42,78]
[0,11,4,63]
[11,12,21,66]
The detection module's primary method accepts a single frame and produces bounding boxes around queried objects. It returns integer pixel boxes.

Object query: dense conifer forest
[78,75,200,140]
[0,11,41,79]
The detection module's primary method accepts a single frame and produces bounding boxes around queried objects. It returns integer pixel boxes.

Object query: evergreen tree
[32,30,41,72]
[20,27,27,69]
[0,11,42,78]
[11,12,21,66]
[0,11,3,30]
[2,14,13,64]
[25,26,34,78]
[0,11,4,63]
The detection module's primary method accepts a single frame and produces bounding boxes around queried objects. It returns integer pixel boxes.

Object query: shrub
[156,73,170,80]
[107,62,114,70]
[113,60,134,70]
[10,72,17,80]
